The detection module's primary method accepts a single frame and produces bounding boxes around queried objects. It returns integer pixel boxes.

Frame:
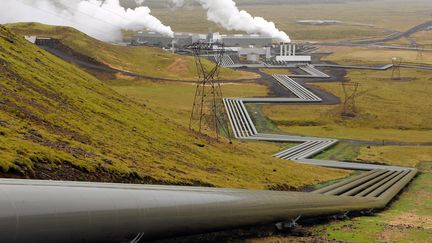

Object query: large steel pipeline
[0,179,383,243]
[0,167,416,243]
[0,167,417,243]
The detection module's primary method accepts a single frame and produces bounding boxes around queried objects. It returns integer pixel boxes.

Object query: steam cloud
[171,0,185,7]
[0,0,174,41]
[172,0,290,42]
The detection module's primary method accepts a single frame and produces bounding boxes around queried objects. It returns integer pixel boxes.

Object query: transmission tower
[188,41,231,141]
[341,82,360,117]
[391,57,402,80]
[416,44,424,60]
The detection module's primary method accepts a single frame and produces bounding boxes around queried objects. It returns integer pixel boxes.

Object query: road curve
[353,20,432,44]
[0,65,417,243]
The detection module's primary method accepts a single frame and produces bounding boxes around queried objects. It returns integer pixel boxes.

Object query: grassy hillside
[0,25,348,189]
[6,22,258,81]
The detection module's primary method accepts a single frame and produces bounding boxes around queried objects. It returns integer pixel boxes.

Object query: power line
[391,57,402,80]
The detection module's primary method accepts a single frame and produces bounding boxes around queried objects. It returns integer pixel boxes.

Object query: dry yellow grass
[321,46,432,65]
[110,79,268,124]
[411,31,432,46]
[357,146,432,167]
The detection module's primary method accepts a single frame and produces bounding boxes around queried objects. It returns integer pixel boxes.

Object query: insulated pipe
[279,141,322,159]
[235,100,255,136]
[272,75,322,102]
[313,170,380,194]
[291,141,332,160]
[355,171,401,197]
[367,170,410,197]
[296,140,337,159]
[379,169,417,203]
[281,141,321,158]
[223,99,239,138]
[226,100,249,137]
[324,170,387,196]
[274,141,316,158]
[239,100,258,135]
[0,179,382,243]
[341,170,394,196]
[293,44,296,56]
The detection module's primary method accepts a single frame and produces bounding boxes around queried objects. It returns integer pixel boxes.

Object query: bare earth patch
[167,58,190,74]
[114,73,136,80]
[379,225,412,243]
[237,236,337,243]
[389,213,432,229]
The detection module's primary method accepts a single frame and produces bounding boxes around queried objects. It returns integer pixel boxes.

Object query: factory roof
[220,34,271,39]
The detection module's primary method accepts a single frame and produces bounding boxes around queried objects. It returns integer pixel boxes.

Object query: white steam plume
[135,0,145,5]
[0,0,174,41]
[172,0,290,42]
[171,0,185,7]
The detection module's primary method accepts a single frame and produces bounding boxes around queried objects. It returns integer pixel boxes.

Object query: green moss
[314,142,361,161]
[244,103,281,134]
[324,219,385,243]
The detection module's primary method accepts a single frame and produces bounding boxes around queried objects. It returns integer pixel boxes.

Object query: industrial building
[275,43,312,62]
[131,31,194,48]
[24,36,59,46]
[220,34,273,48]
[238,47,271,63]
[129,32,311,65]
[130,31,273,49]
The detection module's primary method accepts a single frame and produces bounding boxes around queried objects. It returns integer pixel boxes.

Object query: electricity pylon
[188,41,231,141]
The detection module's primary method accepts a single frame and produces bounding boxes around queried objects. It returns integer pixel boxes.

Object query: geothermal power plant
[129,31,311,64]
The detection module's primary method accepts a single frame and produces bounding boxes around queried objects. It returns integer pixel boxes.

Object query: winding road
[316,20,432,50]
